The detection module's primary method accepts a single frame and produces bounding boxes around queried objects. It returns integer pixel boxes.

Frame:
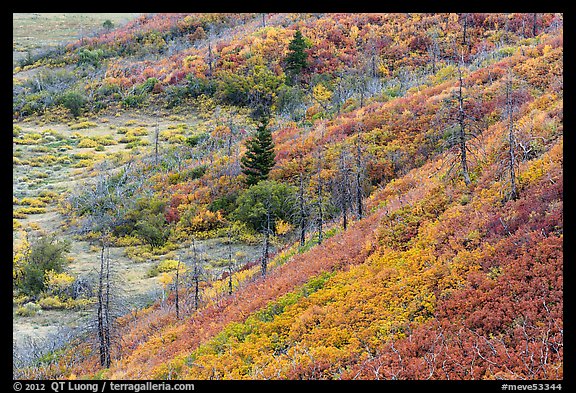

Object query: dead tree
[190,238,202,310]
[96,237,110,368]
[175,256,181,319]
[315,149,325,244]
[353,134,366,219]
[227,232,233,295]
[426,28,441,74]
[434,52,484,185]
[154,123,160,166]
[505,72,518,201]
[292,148,311,247]
[68,163,143,369]
[261,200,272,277]
[457,60,472,185]
[461,13,469,47]
[335,148,353,230]
[297,170,309,247]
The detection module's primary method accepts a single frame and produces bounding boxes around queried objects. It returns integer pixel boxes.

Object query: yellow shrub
[14,207,46,216]
[70,121,97,130]
[39,295,67,310]
[275,219,293,236]
[72,159,95,168]
[28,222,41,230]
[114,236,143,247]
[19,197,48,207]
[77,138,100,148]
[45,270,75,294]
[130,127,149,136]
[156,259,180,273]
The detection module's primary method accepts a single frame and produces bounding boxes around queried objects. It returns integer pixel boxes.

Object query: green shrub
[185,132,210,147]
[18,236,71,296]
[122,94,146,108]
[59,91,87,118]
[232,180,297,232]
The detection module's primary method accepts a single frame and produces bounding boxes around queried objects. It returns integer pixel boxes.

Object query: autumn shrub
[148,259,181,277]
[118,134,140,143]
[113,235,143,247]
[150,241,180,256]
[126,139,150,149]
[92,135,118,145]
[38,295,67,310]
[13,207,47,217]
[19,197,48,208]
[216,220,259,244]
[77,138,100,148]
[44,270,75,297]
[13,219,22,229]
[72,159,95,168]
[69,121,97,130]
[16,302,41,317]
[178,208,226,236]
[124,246,155,263]
[13,125,22,137]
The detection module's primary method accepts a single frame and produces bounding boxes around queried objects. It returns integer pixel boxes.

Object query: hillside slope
[13,12,562,380]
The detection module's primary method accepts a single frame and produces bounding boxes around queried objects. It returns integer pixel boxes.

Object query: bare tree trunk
[338,151,350,231]
[317,167,324,245]
[227,232,233,295]
[533,13,538,37]
[207,41,213,77]
[175,256,180,319]
[103,243,111,368]
[506,76,518,200]
[97,237,111,368]
[97,242,106,367]
[262,210,270,277]
[462,13,468,47]
[154,124,160,167]
[457,61,471,185]
[355,136,364,219]
[191,238,200,310]
[298,172,307,247]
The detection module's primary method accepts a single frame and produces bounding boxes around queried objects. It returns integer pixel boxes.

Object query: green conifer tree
[241,122,276,186]
[284,30,308,85]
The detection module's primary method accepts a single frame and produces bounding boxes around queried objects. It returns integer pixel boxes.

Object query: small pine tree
[284,30,308,85]
[241,122,275,186]
[103,19,114,31]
